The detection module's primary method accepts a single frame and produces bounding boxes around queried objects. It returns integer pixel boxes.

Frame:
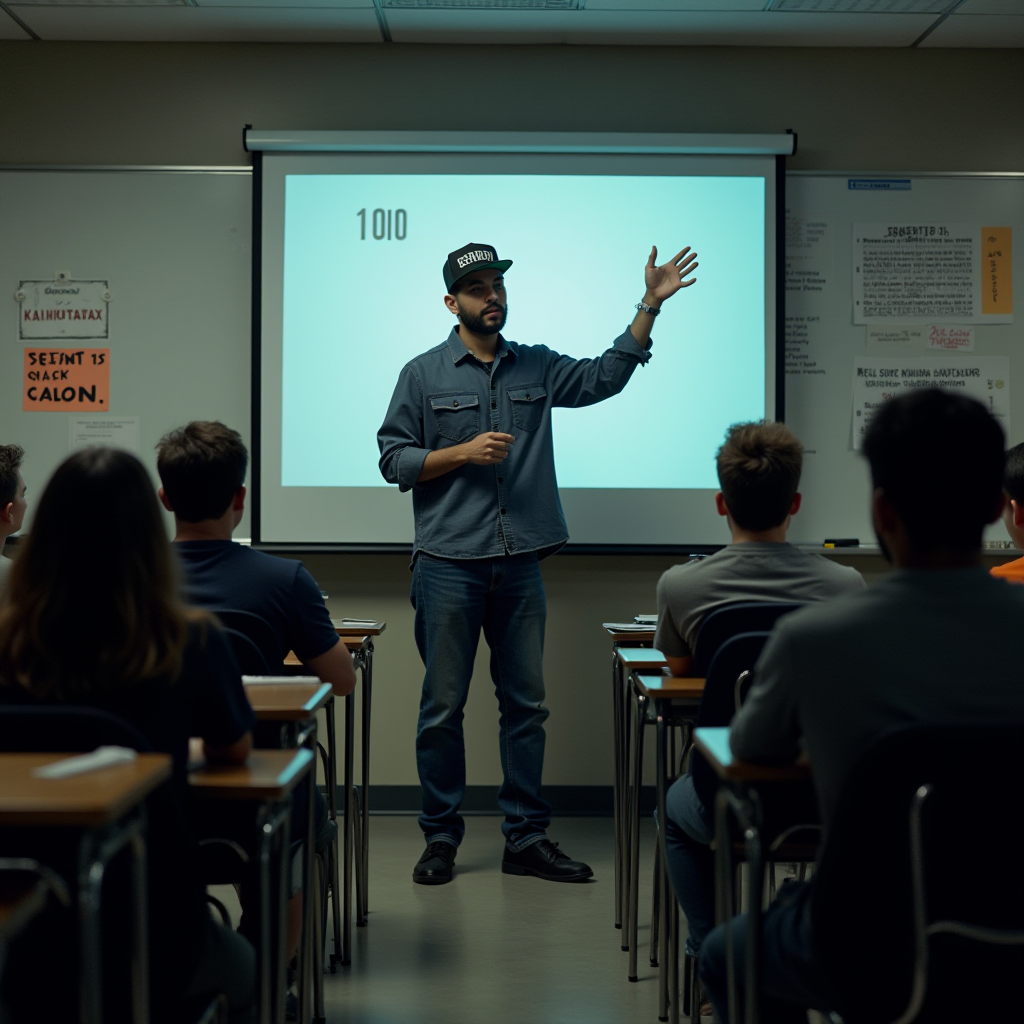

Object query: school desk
[0,751,171,1024]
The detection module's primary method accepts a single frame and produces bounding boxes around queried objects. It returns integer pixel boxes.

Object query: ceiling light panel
[769,0,949,10]
[381,0,584,8]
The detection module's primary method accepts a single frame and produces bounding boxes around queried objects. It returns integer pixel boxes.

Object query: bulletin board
[0,167,253,536]
[783,172,1024,547]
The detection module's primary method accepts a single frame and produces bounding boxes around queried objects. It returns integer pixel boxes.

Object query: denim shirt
[377,326,652,560]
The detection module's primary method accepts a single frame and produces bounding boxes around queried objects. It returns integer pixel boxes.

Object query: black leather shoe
[413,840,457,885]
[501,838,594,882]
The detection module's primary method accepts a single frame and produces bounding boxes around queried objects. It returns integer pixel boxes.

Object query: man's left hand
[643,245,698,305]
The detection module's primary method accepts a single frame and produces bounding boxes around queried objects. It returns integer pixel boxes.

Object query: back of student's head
[0,443,25,507]
[716,421,803,531]
[1003,441,1024,505]
[156,421,248,522]
[0,447,193,701]
[862,389,1005,553]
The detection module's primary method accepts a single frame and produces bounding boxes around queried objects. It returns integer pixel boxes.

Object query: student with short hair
[991,440,1024,583]
[0,448,256,1024]
[156,420,351,989]
[0,444,27,588]
[699,390,1024,1022]
[155,421,355,696]
[656,421,864,983]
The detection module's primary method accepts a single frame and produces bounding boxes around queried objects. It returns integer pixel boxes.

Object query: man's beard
[458,301,508,336]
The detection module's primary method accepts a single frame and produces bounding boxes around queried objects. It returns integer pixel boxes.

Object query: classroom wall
[1,42,1022,793]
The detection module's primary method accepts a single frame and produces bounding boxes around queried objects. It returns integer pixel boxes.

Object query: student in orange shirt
[991,441,1024,583]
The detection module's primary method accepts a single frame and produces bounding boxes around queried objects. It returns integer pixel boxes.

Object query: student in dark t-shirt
[155,421,355,695]
[156,420,354,982]
[0,448,256,1024]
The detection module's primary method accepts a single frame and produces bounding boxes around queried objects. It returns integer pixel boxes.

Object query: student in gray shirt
[699,390,1024,1023]
[657,422,864,978]
[0,444,28,589]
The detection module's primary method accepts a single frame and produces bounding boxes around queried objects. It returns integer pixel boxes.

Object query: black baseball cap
[443,243,513,293]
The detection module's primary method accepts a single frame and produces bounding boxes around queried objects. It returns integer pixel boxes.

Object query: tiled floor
[320,815,665,1024]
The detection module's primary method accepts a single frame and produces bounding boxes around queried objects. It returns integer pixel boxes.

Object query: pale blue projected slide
[281,173,765,489]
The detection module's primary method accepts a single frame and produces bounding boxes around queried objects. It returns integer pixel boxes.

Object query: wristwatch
[636,301,661,317]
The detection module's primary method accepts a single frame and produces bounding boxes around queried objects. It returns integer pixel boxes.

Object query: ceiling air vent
[381,0,584,9]
[767,0,950,11]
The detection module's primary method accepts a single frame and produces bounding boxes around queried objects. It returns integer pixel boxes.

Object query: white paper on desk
[33,746,137,779]
[603,622,656,631]
[242,675,321,685]
[850,356,1009,450]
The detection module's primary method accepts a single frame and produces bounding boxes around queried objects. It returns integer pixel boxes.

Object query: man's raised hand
[644,245,698,305]
[462,432,515,466]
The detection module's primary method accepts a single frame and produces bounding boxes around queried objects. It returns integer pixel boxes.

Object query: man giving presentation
[377,241,698,885]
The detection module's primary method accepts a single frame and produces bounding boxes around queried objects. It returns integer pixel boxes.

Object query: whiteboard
[784,173,1024,547]
[0,168,253,537]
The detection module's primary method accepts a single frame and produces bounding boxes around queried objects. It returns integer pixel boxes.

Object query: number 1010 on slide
[357,208,408,241]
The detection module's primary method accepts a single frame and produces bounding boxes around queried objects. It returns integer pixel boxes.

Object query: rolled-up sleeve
[378,365,431,492]
[546,327,653,408]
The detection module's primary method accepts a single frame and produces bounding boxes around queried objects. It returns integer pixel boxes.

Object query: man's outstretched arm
[547,244,699,408]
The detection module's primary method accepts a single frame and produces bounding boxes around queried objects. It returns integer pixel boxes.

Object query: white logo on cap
[456,249,495,269]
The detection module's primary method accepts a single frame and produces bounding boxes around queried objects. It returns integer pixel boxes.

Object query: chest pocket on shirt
[508,384,547,432]
[429,393,481,442]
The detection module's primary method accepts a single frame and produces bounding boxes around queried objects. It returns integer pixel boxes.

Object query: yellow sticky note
[981,227,1013,316]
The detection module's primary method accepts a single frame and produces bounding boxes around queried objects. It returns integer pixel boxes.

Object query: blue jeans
[664,772,716,955]
[410,552,551,850]
[699,880,834,1024]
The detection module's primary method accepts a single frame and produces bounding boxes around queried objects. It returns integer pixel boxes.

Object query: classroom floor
[218,815,670,1024]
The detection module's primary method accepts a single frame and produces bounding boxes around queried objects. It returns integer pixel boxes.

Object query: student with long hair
[0,447,257,1024]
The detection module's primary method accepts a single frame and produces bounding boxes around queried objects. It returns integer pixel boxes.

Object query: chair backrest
[812,725,1024,1024]
[691,632,770,810]
[220,627,272,675]
[211,608,280,669]
[690,601,804,677]
[0,703,153,753]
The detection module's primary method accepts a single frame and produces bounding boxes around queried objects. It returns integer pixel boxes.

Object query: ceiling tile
[196,0,372,6]
[6,3,381,38]
[584,1,766,9]
[953,0,1024,12]
[561,0,770,7]
[0,6,33,36]
[386,9,936,44]
[920,11,1024,41]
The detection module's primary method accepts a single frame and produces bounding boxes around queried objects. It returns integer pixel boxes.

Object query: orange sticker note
[981,227,1012,316]
[23,348,110,412]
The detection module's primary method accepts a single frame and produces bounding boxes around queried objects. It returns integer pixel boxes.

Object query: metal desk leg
[611,645,624,932]
[129,826,150,1024]
[358,643,373,926]
[627,687,647,982]
[620,661,633,951]
[656,711,670,1020]
[78,812,150,1024]
[342,690,354,965]
[298,739,317,1024]
[743,798,764,1024]
[325,698,343,970]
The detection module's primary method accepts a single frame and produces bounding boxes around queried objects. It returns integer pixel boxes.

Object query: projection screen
[251,131,791,548]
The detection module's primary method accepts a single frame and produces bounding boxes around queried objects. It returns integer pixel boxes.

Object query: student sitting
[0,448,256,1024]
[156,420,349,1004]
[0,444,27,589]
[655,420,864,678]
[700,390,1024,1022]
[991,440,1024,583]
[656,421,864,979]
[155,421,355,696]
